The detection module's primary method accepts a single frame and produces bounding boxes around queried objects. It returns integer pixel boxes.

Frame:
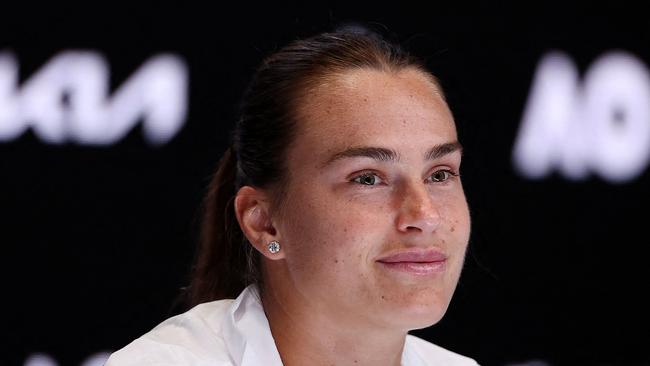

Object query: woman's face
[271,68,470,331]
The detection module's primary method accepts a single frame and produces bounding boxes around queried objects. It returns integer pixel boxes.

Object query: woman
[107,26,478,365]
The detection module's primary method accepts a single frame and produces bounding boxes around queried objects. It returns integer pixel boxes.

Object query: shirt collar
[402,337,425,366]
[222,285,284,366]
[221,285,426,366]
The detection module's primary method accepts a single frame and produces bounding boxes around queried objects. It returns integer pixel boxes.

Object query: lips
[376,248,447,275]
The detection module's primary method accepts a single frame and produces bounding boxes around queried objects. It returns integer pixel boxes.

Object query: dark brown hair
[186,25,443,307]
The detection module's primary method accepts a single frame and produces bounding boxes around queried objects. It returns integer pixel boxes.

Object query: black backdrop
[2,3,649,366]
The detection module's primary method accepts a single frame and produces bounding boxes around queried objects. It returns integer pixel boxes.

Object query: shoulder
[105,300,235,366]
[405,334,479,366]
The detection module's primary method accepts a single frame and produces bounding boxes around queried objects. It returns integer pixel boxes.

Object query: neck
[261,281,408,366]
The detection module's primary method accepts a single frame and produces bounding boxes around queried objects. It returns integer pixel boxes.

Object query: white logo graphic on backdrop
[513,51,650,183]
[0,51,188,145]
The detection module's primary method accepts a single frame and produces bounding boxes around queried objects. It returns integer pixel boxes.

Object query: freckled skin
[261,68,471,365]
[270,68,470,330]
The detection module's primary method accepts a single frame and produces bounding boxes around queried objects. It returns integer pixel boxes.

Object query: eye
[428,169,458,183]
[352,172,383,186]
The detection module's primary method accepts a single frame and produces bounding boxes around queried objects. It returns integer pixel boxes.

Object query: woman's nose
[395,183,441,234]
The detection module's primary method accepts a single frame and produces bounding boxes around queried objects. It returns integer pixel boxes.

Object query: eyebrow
[322,141,463,167]
[425,141,463,160]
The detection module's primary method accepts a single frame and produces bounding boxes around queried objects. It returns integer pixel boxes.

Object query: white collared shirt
[106,285,478,365]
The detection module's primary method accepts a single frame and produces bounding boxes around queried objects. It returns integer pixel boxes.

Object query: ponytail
[187,147,254,306]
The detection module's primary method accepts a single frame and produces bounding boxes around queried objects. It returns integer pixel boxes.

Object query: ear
[234,185,285,260]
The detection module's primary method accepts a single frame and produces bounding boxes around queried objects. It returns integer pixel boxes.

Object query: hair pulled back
[187,26,440,306]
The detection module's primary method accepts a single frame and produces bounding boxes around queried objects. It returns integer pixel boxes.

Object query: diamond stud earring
[268,240,281,254]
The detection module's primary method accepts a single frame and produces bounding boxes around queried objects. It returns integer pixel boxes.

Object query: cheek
[446,196,471,284]
[439,191,471,248]
[283,192,390,293]
[279,188,386,280]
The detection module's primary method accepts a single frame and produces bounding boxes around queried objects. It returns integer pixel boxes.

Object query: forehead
[291,68,457,158]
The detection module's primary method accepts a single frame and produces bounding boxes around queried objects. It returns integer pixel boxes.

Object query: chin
[406,304,449,330]
[382,294,452,331]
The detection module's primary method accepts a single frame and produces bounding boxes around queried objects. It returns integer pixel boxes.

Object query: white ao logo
[513,51,650,183]
[0,51,188,145]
